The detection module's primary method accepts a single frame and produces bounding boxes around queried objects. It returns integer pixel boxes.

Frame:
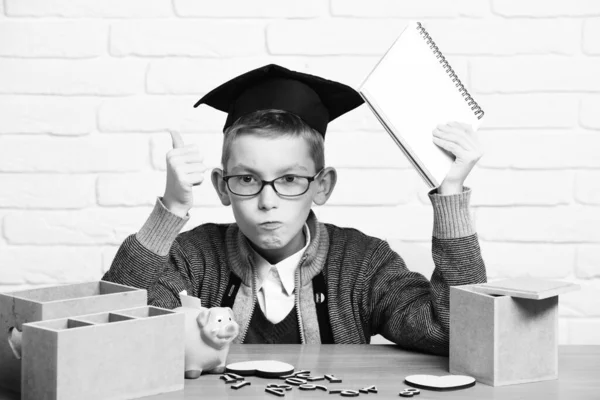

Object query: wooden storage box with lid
[450,278,579,386]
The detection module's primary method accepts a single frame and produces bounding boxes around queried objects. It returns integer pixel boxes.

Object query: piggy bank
[174,294,239,379]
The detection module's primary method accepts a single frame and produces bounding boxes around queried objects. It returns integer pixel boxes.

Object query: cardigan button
[314,292,326,304]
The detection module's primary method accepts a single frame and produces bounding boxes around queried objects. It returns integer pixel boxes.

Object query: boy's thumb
[170,131,185,149]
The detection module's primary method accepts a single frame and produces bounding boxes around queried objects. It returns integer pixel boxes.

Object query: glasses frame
[222,168,325,197]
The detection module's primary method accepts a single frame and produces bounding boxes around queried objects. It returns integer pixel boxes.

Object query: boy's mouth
[259,221,282,230]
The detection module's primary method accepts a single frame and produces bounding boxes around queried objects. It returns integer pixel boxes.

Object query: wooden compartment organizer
[22,306,184,400]
[0,281,147,393]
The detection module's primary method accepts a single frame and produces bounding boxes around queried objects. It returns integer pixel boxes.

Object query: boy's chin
[252,235,286,250]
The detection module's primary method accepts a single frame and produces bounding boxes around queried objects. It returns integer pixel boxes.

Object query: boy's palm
[162,131,207,217]
[432,122,483,186]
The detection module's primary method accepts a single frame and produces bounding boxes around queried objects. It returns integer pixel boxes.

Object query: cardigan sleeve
[364,187,486,355]
[101,197,203,309]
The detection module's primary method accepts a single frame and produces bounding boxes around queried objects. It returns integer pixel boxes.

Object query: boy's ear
[211,168,231,206]
[312,167,337,206]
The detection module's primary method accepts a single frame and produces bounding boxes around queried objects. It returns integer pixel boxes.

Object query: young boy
[102,64,486,355]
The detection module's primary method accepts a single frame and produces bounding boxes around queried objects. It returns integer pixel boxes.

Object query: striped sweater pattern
[102,187,486,356]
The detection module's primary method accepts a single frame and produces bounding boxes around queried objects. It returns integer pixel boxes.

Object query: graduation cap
[193,64,364,137]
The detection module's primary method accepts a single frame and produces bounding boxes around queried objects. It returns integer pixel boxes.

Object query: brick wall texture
[0,0,598,345]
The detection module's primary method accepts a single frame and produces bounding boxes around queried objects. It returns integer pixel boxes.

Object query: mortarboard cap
[193,64,364,137]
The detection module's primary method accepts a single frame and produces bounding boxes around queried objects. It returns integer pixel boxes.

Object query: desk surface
[2,345,599,399]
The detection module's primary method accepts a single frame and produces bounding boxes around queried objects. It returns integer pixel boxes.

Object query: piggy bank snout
[225,323,237,334]
[215,320,238,335]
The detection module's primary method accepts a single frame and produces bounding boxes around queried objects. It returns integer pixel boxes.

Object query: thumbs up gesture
[162,131,207,218]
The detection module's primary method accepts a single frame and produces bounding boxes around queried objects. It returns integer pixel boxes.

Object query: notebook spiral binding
[416,22,484,120]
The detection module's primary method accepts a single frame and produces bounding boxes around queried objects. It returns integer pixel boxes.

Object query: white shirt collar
[254,223,311,296]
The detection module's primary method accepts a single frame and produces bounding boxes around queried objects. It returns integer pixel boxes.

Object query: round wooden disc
[404,374,476,391]
[225,360,295,378]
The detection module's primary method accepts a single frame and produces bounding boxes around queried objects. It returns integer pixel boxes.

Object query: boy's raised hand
[162,131,207,217]
[432,121,483,194]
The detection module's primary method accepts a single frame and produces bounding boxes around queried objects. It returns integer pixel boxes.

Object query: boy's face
[212,134,334,264]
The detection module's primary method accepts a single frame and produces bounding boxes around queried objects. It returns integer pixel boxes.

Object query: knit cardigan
[102,187,486,356]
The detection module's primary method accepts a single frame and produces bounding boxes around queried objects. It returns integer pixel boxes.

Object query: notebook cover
[358,21,484,188]
[473,278,580,300]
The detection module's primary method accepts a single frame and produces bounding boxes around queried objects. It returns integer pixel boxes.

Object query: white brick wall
[0,1,598,345]
[491,0,600,17]
[330,0,488,18]
[0,97,99,135]
[0,21,107,58]
[581,96,600,128]
[0,59,147,94]
[583,19,600,54]
[173,0,326,18]
[4,0,173,18]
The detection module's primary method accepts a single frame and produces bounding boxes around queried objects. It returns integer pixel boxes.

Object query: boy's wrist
[137,197,190,256]
[438,180,464,196]
[161,196,190,218]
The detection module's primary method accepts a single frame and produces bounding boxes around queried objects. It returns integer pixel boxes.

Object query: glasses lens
[274,176,310,196]
[228,175,262,195]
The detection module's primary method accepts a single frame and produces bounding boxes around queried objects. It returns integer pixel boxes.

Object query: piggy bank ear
[196,307,210,328]
[227,307,234,318]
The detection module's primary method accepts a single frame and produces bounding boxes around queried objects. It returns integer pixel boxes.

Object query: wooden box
[22,306,184,400]
[0,281,147,392]
[449,278,579,386]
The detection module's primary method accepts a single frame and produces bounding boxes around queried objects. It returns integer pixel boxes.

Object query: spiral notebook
[359,21,485,188]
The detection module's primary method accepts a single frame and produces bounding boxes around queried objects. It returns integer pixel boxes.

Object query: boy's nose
[258,184,279,210]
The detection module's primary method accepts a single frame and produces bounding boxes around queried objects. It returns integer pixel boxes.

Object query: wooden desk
[2,345,598,399]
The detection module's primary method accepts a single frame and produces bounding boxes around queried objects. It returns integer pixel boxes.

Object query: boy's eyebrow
[229,163,309,175]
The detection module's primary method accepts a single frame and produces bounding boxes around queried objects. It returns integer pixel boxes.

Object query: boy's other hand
[162,131,207,217]
[432,122,483,195]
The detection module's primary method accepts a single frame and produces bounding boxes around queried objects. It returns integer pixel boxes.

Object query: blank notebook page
[360,22,483,185]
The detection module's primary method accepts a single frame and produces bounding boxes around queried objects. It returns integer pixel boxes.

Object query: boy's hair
[221,109,325,173]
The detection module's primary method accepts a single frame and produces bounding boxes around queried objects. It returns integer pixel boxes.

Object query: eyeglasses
[222,169,325,197]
